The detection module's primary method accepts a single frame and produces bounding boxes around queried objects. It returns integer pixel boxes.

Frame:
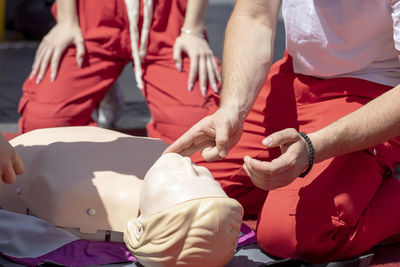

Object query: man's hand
[243,128,310,190]
[164,108,244,162]
[0,134,24,187]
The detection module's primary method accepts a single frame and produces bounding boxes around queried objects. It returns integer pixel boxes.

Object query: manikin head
[124,153,243,267]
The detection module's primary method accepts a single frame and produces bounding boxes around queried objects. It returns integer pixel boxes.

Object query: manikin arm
[30,0,85,83]
[173,0,221,96]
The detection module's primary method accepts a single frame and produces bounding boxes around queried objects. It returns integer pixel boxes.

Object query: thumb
[13,153,24,175]
[173,42,182,72]
[262,128,299,147]
[215,123,230,158]
[75,39,86,68]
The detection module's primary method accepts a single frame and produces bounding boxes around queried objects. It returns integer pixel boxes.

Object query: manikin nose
[182,157,197,176]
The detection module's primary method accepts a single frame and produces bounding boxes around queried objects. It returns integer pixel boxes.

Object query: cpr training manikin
[0,126,243,267]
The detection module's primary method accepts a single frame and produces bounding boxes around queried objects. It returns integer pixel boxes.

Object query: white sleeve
[392,0,400,51]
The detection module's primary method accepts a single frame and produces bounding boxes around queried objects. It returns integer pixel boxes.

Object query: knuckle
[288,158,297,168]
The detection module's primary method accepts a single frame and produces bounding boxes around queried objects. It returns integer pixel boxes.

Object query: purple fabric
[238,223,257,247]
[2,223,255,266]
[2,240,136,267]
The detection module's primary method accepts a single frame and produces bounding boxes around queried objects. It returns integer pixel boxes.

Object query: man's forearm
[182,0,209,33]
[220,0,281,122]
[310,84,400,163]
[56,0,79,24]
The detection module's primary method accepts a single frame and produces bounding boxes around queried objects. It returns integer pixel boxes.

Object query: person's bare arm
[309,50,400,162]
[181,0,209,33]
[30,0,85,83]
[310,83,400,163]
[165,0,281,160]
[219,0,281,122]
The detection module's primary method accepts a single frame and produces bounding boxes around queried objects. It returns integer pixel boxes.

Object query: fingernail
[212,83,218,93]
[201,86,207,96]
[35,75,42,84]
[29,71,35,79]
[243,163,250,176]
[188,83,193,91]
[50,73,56,82]
[77,58,83,68]
[262,137,272,146]
[176,63,182,72]
[217,76,222,82]
[219,149,227,158]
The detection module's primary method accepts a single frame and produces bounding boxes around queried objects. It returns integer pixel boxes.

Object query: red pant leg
[254,54,400,262]
[19,48,127,133]
[142,58,217,144]
[257,151,400,263]
[19,0,131,133]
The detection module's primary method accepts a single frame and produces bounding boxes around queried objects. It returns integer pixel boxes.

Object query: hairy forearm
[56,0,79,24]
[310,84,400,162]
[182,0,209,33]
[220,1,280,122]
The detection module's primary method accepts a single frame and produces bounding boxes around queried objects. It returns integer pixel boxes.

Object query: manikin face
[125,153,244,267]
[138,153,227,219]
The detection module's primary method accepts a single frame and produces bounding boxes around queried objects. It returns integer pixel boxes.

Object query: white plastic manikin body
[0,126,168,242]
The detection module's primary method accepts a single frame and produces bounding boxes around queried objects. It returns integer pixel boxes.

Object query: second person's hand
[29,21,85,84]
[173,32,221,96]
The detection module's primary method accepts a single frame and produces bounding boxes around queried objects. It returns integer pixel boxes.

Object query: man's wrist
[219,103,247,124]
[298,132,315,178]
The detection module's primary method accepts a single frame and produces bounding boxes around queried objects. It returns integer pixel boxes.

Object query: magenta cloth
[2,223,256,266]
[2,240,136,267]
[238,223,257,246]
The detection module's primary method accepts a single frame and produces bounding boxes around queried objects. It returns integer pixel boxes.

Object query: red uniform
[18,0,214,144]
[193,53,400,262]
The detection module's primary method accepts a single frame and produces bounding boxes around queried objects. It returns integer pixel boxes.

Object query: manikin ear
[128,217,144,240]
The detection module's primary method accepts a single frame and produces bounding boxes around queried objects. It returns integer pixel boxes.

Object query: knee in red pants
[19,96,96,133]
[256,153,391,263]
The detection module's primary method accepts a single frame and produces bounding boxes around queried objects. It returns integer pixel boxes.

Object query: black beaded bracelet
[298,132,314,178]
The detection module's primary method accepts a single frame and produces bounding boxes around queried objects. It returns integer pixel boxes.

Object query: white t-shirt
[283,0,400,87]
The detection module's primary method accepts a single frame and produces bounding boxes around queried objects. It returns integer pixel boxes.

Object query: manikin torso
[0,126,168,241]
[0,126,231,243]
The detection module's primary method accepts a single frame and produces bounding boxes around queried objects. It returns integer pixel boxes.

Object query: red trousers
[18,0,214,144]
[193,53,400,262]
